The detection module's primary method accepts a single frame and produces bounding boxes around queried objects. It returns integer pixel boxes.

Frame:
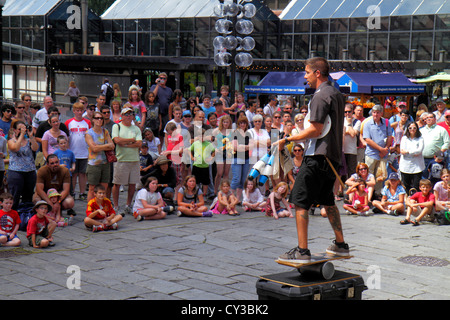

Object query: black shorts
[192,166,210,186]
[289,156,337,210]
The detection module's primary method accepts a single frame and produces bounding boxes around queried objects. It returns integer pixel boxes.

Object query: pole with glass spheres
[213,0,256,104]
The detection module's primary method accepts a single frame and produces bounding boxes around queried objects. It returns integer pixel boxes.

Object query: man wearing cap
[363,104,394,186]
[388,102,413,126]
[433,98,447,123]
[420,112,450,178]
[141,155,177,202]
[180,110,192,130]
[111,106,142,215]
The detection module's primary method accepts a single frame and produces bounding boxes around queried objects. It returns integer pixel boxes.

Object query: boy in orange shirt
[84,184,122,232]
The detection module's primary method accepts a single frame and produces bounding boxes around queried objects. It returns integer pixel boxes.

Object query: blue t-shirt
[381,185,406,203]
[149,85,173,115]
[53,149,76,175]
[0,119,11,138]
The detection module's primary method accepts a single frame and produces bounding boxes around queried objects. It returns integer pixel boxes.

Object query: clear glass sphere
[243,3,256,18]
[235,19,254,35]
[235,52,253,67]
[213,36,226,50]
[215,19,233,34]
[214,52,232,67]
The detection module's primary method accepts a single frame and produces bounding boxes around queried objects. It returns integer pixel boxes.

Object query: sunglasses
[93,117,104,120]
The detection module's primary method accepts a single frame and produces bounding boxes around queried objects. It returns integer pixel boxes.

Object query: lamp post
[213,0,256,104]
[0,0,6,101]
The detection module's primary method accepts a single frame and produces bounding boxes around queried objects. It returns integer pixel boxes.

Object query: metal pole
[229,0,237,105]
[81,0,88,55]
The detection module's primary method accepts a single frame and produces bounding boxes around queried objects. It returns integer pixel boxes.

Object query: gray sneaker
[278,246,311,263]
[326,240,350,256]
[123,206,132,215]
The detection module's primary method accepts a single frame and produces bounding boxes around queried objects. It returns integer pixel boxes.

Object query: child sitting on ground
[242,178,265,212]
[372,173,406,215]
[84,184,122,232]
[0,193,21,247]
[343,178,370,215]
[46,188,67,227]
[402,179,435,226]
[265,182,293,219]
[212,179,239,215]
[27,200,56,248]
[433,169,450,212]
[177,175,212,217]
[133,177,167,221]
[428,151,446,186]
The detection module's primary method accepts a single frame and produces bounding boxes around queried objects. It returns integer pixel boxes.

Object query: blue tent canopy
[245,72,316,95]
[336,72,425,95]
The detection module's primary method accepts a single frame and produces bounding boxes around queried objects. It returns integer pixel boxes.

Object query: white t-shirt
[248,128,270,162]
[343,118,361,155]
[32,108,49,129]
[65,118,91,159]
[133,188,161,212]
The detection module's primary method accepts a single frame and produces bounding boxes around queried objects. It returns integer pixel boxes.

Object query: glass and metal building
[2,0,101,101]
[279,0,449,68]
[2,0,449,101]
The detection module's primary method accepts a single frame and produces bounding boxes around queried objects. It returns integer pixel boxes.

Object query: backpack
[105,84,114,104]
[435,210,450,225]
[17,202,35,231]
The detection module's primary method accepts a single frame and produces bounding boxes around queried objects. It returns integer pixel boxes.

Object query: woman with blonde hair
[63,81,80,104]
[213,114,233,195]
[110,100,122,123]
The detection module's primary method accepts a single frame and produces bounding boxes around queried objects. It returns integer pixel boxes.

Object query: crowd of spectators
[0,73,448,247]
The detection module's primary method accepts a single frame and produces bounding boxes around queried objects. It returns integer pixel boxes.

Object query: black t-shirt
[305,81,345,164]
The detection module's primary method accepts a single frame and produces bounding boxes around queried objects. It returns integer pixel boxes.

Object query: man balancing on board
[273,57,349,263]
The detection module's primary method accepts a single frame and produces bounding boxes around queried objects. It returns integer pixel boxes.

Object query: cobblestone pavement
[1,190,449,300]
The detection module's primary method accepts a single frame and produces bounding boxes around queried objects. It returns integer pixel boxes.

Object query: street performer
[273,57,349,263]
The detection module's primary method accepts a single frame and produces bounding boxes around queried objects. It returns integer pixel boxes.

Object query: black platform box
[256,270,367,300]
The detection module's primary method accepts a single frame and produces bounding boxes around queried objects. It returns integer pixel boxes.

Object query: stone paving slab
[1,190,450,301]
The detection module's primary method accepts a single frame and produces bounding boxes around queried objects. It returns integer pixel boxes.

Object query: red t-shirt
[0,209,21,235]
[437,121,450,137]
[410,192,435,208]
[166,133,183,162]
[86,198,115,220]
[26,214,49,238]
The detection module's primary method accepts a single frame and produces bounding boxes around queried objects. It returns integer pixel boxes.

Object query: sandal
[400,219,411,225]
[411,219,420,226]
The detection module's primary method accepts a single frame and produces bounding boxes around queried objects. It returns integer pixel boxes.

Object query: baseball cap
[182,110,192,117]
[121,107,134,114]
[388,172,400,180]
